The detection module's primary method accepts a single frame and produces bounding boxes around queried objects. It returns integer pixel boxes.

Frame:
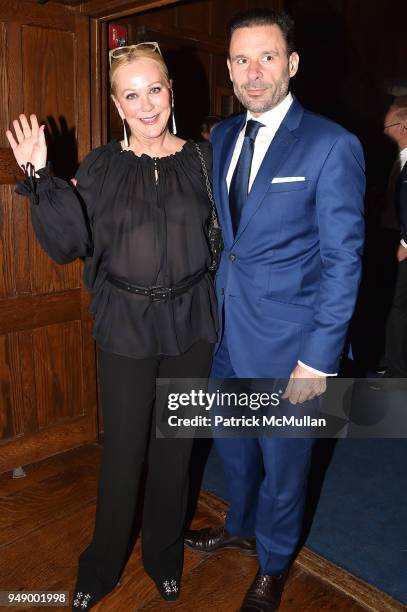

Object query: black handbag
[194,142,224,272]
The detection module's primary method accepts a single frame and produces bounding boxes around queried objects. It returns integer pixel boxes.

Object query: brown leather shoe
[184,525,256,555]
[240,569,289,611]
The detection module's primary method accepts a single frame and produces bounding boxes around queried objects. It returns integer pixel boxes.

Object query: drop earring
[171,91,177,135]
[122,118,129,148]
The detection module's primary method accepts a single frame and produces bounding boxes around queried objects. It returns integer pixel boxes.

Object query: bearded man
[185,8,366,612]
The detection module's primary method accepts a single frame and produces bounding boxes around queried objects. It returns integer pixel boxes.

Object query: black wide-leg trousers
[76,340,213,597]
[385,260,407,377]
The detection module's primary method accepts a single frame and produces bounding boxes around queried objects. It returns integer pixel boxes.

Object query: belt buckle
[150,285,172,302]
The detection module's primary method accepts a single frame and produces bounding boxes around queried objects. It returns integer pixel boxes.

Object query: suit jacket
[397,161,407,243]
[211,97,366,378]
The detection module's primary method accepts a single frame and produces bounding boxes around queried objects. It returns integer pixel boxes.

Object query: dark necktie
[229,119,264,235]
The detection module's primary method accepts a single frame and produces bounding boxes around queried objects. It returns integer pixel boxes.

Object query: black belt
[107,270,206,302]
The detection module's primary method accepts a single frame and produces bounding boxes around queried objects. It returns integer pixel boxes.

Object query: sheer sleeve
[15,146,109,264]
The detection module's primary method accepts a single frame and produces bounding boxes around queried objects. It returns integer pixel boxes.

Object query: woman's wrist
[21,161,47,178]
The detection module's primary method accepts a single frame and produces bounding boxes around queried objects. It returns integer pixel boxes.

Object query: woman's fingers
[30,114,40,138]
[5,129,18,150]
[12,118,25,144]
[19,114,32,139]
[38,123,46,147]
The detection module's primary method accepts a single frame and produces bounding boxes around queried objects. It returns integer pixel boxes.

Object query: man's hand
[282,364,327,405]
[397,243,407,262]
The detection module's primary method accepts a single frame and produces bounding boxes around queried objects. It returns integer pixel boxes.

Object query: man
[186,8,365,612]
[383,102,407,377]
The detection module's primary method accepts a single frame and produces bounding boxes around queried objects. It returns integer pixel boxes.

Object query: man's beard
[234,76,289,114]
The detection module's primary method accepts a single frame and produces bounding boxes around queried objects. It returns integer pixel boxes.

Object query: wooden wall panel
[211,0,247,40]
[22,26,76,120]
[79,0,183,20]
[0,1,97,474]
[0,21,8,146]
[0,291,81,338]
[0,185,82,299]
[22,25,78,181]
[32,321,83,428]
[130,4,175,29]
[11,186,32,295]
[75,13,92,160]
[177,1,211,35]
[0,212,6,297]
[0,333,23,440]
[3,23,84,297]
[0,186,18,298]
[0,1,76,29]
[4,21,23,146]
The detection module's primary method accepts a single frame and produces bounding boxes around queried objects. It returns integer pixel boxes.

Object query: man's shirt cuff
[400,239,407,249]
[297,360,337,377]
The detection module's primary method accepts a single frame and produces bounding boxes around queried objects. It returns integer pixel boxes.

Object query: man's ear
[288,52,299,78]
[111,95,125,120]
[227,57,233,83]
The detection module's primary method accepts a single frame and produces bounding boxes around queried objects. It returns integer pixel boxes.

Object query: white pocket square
[271,176,306,183]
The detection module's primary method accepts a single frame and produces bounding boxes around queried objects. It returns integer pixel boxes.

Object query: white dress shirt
[226,92,294,191]
[400,148,407,249]
[226,92,335,377]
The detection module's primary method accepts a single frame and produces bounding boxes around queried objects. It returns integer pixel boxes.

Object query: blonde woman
[6,44,217,610]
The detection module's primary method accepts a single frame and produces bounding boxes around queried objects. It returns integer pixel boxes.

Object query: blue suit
[210,97,365,574]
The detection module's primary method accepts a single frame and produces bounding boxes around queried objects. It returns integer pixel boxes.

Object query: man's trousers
[212,333,314,576]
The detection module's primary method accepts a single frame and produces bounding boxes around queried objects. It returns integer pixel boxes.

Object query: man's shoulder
[300,107,356,141]
[211,114,244,141]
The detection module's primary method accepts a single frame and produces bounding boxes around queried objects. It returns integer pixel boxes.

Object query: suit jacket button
[229,254,236,262]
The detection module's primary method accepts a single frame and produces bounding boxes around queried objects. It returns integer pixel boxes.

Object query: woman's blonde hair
[110,48,171,96]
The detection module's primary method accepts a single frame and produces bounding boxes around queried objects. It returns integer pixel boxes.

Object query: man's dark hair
[228,9,296,56]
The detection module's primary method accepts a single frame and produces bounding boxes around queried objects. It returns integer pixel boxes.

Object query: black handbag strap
[194,142,220,230]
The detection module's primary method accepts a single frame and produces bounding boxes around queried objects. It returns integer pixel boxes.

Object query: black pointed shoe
[71,578,120,610]
[184,525,256,555]
[240,569,289,611]
[154,578,180,601]
[72,590,95,610]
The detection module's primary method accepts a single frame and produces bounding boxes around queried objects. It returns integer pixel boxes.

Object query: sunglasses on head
[109,42,162,67]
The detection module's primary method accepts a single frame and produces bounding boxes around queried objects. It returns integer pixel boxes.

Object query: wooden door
[0,1,97,473]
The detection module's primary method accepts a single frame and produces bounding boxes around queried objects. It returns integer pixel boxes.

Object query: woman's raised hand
[6,114,47,172]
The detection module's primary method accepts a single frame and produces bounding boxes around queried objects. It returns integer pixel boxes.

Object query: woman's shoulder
[183,139,212,169]
[80,140,120,165]
[76,141,121,179]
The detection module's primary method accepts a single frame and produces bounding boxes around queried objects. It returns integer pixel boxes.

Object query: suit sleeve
[298,132,366,373]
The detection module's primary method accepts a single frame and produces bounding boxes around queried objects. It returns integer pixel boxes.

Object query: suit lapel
[233,99,303,244]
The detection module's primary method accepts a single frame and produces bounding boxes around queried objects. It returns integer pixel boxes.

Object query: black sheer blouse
[16,140,218,358]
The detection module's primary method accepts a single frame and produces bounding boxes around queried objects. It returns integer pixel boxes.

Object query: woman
[6,44,217,610]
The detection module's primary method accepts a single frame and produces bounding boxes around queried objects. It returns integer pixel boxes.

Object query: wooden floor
[0,444,403,612]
